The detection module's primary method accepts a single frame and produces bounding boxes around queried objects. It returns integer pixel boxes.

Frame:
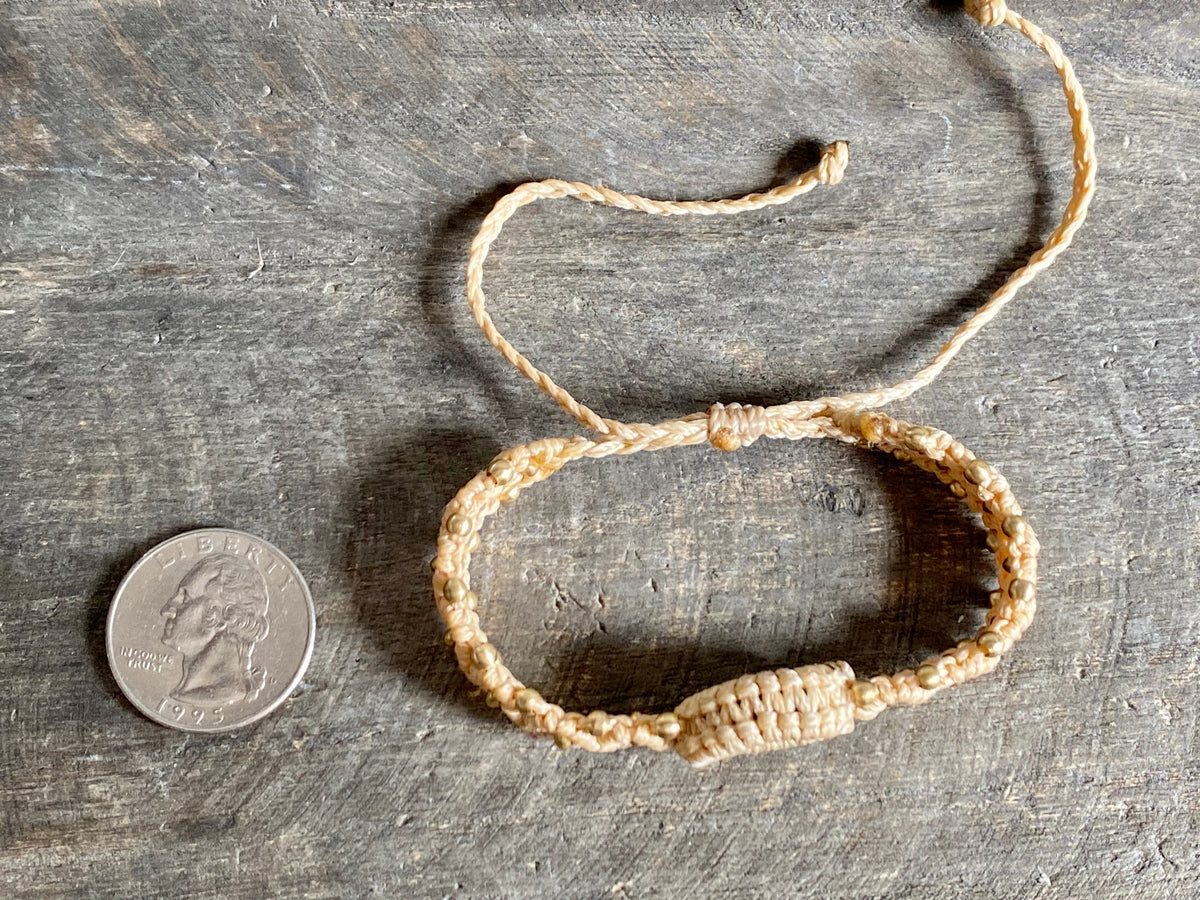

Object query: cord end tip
[964,0,1007,27]
[818,141,850,185]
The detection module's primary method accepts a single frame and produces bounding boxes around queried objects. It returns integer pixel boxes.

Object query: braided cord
[464,4,1095,443]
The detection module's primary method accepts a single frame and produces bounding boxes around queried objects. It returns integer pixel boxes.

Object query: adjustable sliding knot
[707,402,769,452]
[964,0,1008,27]
[817,140,850,185]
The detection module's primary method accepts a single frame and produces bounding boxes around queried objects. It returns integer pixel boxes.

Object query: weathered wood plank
[1,1,1197,897]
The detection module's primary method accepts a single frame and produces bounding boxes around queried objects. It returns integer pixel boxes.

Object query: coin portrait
[159,553,271,706]
[106,529,315,732]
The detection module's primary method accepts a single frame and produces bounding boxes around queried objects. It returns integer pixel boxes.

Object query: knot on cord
[817,141,850,185]
[964,0,1007,27]
[707,402,768,452]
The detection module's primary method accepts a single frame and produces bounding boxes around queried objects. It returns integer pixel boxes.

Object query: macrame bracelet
[432,0,1095,767]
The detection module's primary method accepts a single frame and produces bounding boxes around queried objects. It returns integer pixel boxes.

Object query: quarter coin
[106,528,316,732]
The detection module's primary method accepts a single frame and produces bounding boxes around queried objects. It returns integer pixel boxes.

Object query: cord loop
[463,4,1094,438]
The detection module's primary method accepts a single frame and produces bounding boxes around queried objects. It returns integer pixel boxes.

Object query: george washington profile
[159,554,270,706]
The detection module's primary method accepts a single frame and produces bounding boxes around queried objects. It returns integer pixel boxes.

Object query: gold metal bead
[443,629,455,646]
[485,694,500,708]
[445,513,471,536]
[430,556,440,572]
[950,482,967,499]
[443,577,468,604]
[515,688,540,713]
[1002,514,1027,538]
[859,412,888,446]
[554,733,573,750]
[986,532,1000,552]
[655,713,681,740]
[488,458,519,485]
[916,665,941,689]
[472,642,500,668]
[1009,579,1035,602]
[851,679,879,706]
[964,460,991,485]
[977,632,1003,656]
[904,426,933,451]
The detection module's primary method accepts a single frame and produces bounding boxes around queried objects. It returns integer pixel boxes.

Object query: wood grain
[1,1,1197,897]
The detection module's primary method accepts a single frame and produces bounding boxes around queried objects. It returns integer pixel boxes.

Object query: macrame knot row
[817,140,850,185]
[964,0,1008,27]
[707,402,769,451]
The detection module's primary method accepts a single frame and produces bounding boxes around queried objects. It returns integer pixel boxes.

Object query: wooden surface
[2,1,1197,897]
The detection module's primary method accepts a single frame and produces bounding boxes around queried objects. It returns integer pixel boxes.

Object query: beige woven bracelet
[432,0,1096,768]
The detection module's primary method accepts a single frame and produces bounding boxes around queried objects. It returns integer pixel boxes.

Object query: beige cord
[433,1,1095,766]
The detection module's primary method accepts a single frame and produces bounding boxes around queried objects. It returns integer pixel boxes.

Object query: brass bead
[488,458,519,485]
[851,679,879,706]
[472,642,500,668]
[950,482,967,499]
[858,412,885,445]
[515,688,540,713]
[1002,514,1027,538]
[904,426,933,451]
[443,629,455,646]
[445,513,471,536]
[1009,579,1035,603]
[554,733,573,750]
[655,713,681,740]
[965,460,991,485]
[430,556,440,572]
[443,577,468,604]
[485,694,500,708]
[916,665,941,689]
[986,532,1000,552]
[977,632,1003,656]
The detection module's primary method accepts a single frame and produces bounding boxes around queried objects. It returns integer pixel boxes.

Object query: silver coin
[106,528,316,732]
